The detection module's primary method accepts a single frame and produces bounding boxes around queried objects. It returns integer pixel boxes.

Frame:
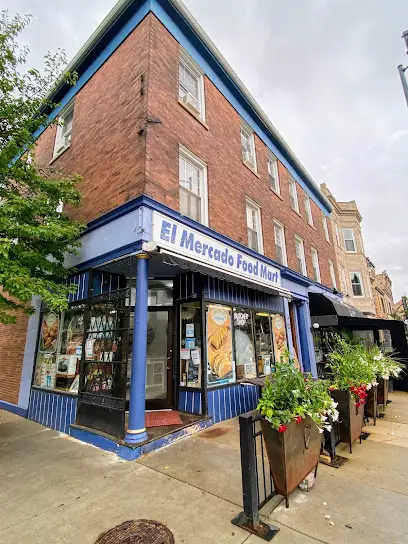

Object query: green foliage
[0,11,85,323]
[364,344,404,381]
[257,352,338,432]
[326,337,376,390]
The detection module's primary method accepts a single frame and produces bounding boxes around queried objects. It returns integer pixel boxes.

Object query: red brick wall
[146,15,338,288]
[34,16,151,224]
[0,312,28,404]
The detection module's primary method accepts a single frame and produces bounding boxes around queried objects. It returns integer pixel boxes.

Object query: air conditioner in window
[243,150,255,169]
[181,92,200,115]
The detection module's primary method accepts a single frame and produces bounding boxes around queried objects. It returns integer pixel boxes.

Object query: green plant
[257,352,338,433]
[365,345,404,380]
[326,337,376,391]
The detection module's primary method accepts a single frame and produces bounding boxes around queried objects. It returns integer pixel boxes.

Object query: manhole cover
[95,520,174,544]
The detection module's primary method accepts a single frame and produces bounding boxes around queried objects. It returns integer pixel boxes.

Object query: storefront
[22,198,337,456]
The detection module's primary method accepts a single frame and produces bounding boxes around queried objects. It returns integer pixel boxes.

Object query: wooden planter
[377,378,389,409]
[331,389,364,454]
[261,416,321,508]
[366,385,378,425]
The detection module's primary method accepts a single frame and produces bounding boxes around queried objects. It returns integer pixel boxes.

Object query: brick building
[0,0,352,456]
[367,263,395,319]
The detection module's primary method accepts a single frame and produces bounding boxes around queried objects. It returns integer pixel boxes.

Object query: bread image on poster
[206,305,234,385]
[271,314,288,363]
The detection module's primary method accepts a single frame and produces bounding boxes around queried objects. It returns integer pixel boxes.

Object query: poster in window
[39,312,59,352]
[271,314,288,363]
[206,305,234,386]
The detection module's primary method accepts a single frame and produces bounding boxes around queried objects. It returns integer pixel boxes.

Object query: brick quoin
[0,13,339,405]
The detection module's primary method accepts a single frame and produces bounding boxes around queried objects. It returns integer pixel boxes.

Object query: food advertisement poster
[206,305,234,386]
[40,312,59,352]
[271,314,288,363]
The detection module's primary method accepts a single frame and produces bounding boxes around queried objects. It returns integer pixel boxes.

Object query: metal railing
[231,411,280,541]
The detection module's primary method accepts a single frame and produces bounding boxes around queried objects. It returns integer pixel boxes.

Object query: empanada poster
[271,314,288,363]
[206,305,234,386]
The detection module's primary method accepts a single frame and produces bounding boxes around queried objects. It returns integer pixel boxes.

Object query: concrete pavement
[1,392,408,543]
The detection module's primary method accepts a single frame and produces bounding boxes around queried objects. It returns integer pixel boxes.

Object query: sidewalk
[1,392,408,543]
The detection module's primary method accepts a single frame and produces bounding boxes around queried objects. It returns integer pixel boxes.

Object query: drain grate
[95,520,175,544]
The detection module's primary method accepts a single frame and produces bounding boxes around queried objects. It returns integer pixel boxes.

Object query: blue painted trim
[27,388,77,433]
[70,417,212,460]
[36,0,329,214]
[75,241,143,271]
[0,400,27,417]
[207,384,259,423]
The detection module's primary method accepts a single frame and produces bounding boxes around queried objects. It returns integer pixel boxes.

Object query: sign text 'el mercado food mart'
[151,212,282,288]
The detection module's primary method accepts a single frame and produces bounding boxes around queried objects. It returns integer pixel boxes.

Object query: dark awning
[309,292,365,325]
[160,249,291,298]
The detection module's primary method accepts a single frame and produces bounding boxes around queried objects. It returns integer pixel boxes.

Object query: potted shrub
[258,354,338,508]
[326,338,377,453]
[366,346,404,412]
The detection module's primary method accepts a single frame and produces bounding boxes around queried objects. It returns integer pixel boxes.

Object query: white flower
[320,415,328,421]
[366,383,372,390]
[325,424,332,432]
[372,381,379,386]
[381,375,389,380]
[319,428,324,433]
[332,401,338,408]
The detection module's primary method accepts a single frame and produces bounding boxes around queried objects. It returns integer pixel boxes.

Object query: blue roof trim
[36,0,330,215]
[75,241,143,271]
[80,194,338,296]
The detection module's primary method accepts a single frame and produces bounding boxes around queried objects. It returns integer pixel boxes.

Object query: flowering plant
[326,338,377,405]
[365,345,404,380]
[257,353,338,433]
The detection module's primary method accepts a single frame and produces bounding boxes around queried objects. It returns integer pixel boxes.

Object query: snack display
[271,314,288,363]
[206,305,234,385]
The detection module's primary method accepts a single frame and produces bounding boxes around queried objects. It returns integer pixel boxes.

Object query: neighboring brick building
[320,183,376,316]
[367,263,395,319]
[0,0,362,451]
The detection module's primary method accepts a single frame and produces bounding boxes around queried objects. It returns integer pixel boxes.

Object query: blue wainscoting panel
[207,384,259,423]
[178,389,202,414]
[27,389,77,434]
[65,271,90,303]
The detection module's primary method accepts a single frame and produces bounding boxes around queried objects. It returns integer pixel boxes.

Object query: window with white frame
[273,221,287,265]
[53,101,74,157]
[343,228,356,252]
[294,236,306,275]
[311,247,321,282]
[322,216,330,243]
[340,267,347,293]
[334,222,341,246]
[240,123,257,171]
[267,154,280,194]
[350,271,364,297]
[178,51,205,120]
[289,179,299,213]
[304,197,313,226]
[179,145,208,225]
[246,198,263,254]
[329,260,337,289]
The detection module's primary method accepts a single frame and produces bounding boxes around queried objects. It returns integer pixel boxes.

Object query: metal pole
[397,64,408,107]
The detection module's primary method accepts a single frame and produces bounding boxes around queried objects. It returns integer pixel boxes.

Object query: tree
[0,11,85,324]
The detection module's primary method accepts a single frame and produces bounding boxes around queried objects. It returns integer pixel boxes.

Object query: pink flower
[295,416,303,424]
[278,424,287,433]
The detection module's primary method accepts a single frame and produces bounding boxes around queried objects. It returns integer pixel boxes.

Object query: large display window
[180,301,202,388]
[206,304,235,386]
[233,308,256,380]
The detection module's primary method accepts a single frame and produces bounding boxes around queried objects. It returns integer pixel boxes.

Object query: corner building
[0,0,342,458]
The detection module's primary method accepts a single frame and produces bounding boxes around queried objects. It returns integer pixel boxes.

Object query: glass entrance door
[146,309,173,409]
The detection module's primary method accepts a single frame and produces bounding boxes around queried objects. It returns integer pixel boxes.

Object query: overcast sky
[5,0,408,300]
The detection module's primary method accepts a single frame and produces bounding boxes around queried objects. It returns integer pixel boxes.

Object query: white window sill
[291,207,302,218]
[242,160,260,178]
[49,144,70,164]
[270,187,283,201]
[178,99,208,129]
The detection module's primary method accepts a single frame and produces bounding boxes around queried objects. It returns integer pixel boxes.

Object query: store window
[180,301,202,388]
[254,312,274,375]
[33,305,85,393]
[206,304,235,386]
[233,308,256,379]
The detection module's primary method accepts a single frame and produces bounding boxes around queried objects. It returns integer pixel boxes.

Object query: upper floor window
[289,179,299,213]
[311,247,321,282]
[340,267,347,293]
[294,236,306,275]
[322,216,330,243]
[246,198,263,254]
[350,271,364,297]
[343,228,356,252]
[334,222,341,246]
[179,51,205,121]
[304,197,314,227]
[53,100,74,157]
[267,154,280,194]
[240,122,257,172]
[329,260,337,289]
[179,145,208,225]
[273,221,287,265]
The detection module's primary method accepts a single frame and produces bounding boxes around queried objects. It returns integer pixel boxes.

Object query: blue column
[296,301,317,376]
[125,254,149,444]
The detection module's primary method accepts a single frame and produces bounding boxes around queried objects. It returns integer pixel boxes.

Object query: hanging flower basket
[257,353,338,507]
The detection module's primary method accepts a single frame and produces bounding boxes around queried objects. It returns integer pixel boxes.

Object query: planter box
[377,378,389,409]
[331,389,364,454]
[261,416,321,508]
[366,385,378,425]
